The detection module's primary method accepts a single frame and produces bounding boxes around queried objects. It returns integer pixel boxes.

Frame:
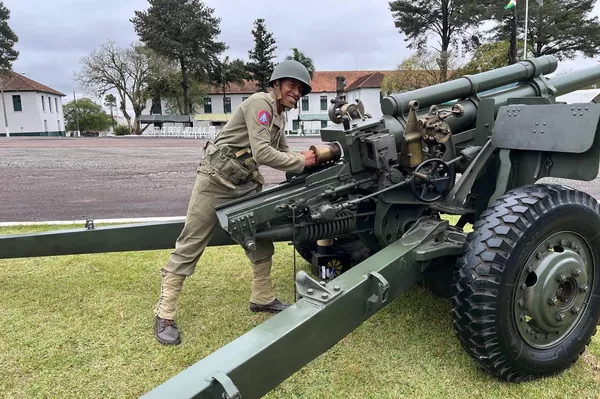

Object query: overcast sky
[4,0,600,108]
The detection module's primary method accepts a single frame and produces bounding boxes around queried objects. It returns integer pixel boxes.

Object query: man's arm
[245,99,309,173]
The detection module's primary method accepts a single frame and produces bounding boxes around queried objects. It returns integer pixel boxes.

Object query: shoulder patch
[258,110,270,126]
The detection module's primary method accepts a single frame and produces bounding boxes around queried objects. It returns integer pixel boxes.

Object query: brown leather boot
[249,298,290,313]
[154,316,181,345]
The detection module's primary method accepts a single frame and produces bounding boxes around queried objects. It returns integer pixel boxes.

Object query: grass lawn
[1,224,599,398]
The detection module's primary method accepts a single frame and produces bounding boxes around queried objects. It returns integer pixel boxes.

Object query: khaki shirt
[212,91,305,174]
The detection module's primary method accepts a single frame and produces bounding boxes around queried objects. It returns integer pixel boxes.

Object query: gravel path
[1,136,600,223]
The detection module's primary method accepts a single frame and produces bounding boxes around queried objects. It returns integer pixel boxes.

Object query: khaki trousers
[154,171,276,320]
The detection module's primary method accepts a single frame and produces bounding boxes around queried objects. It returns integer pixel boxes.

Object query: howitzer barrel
[381,58,600,144]
[381,55,559,117]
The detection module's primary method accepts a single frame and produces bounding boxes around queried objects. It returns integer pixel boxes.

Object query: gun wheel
[451,184,600,382]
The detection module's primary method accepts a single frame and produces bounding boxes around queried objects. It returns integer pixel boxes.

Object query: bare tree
[75,41,151,134]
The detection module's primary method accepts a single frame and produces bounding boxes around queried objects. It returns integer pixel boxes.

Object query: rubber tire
[451,183,600,382]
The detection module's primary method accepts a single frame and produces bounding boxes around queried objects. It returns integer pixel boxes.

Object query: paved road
[0,136,321,223]
[1,136,600,223]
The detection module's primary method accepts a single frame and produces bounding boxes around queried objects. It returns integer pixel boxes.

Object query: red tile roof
[207,70,393,95]
[0,70,66,96]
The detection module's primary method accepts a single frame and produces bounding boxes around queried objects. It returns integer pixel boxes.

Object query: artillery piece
[3,55,600,398]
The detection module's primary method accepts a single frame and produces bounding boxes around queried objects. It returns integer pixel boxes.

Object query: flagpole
[524,0,529,59]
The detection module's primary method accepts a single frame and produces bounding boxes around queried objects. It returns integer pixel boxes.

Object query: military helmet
[269,60,312,96]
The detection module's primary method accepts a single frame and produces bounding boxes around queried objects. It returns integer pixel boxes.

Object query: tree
[64,98,112,132]
[389,0,488,82]
[131,0,227,115]
[0,2,18,70]
[210,56,248,113]
[454,41,510,76]
[382,48,464,94]
[286,48,315,78]
[247,18,277,92]
[486,0,600,63]
[104,94,116,130]
[75,41,151,135]
[145,52,207,115]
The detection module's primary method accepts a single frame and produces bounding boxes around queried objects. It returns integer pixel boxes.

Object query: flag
[504,0,516,9]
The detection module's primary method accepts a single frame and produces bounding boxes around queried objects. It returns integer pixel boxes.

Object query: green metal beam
[141,217,451,399]
[0,221,235,259]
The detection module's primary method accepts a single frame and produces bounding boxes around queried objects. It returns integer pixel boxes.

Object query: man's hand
[301,150,316,167]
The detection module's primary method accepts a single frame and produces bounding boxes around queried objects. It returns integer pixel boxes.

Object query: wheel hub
[515,232,592,348]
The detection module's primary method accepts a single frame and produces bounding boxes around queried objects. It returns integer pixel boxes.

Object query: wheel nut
[571,306,581,315]
[548,297,558,306]
[536,252,543,259]
[572,269,581,277]
[556,312,565,322]
[518,299,525,307]
[579,284,589,293]
[556,274,567,283]
[519,314,526,322]
[561,239,568,246]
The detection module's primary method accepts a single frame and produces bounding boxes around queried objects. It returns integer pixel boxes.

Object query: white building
[139,70,390,136]
[195,71,390,134]
[0,71,66,137]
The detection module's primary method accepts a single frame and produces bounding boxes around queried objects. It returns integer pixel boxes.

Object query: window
[302,96,309,111]
[224,97,231,113]
[49,97,52,112]
[12,95,22,112]
[55,98,58,112]
[44,120,48,132]
[204,97,212,113]
[292,119,299,131]
[58,120,61,131]
[321,121,328,129]
[320,96,327,111]
[41,96,45,112]
[242,96,248,102]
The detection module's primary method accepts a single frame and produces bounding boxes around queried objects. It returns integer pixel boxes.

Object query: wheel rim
[514,231,594,348]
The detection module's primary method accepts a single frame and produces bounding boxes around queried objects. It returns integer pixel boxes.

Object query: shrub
[114,125,130,136]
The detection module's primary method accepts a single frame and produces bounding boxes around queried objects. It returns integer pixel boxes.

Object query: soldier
[154,60,317,346]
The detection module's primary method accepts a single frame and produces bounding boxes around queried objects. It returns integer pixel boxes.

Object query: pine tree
[0,2,19,70]
[131,0,226,115]
[247,18,277,92]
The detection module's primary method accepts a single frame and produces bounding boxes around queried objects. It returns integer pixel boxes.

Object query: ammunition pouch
[202,141,263,185]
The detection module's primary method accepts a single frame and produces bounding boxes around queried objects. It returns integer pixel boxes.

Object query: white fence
[142,126,218,140]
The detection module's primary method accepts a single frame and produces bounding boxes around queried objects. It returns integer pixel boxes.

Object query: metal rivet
[541,130,544,134]
[585,106,589,111]
[573,113,577,116]
[321,293,329,299]
[307,288,314,295]
[571,107,575,111]
[571,306,581,315]
[580,113,584,116]
[319,281,326,286]
[543,122,547,126]
[533,130,537,133]
[578,107,582,111]
[535,122,539,125]
[333,285,341,291]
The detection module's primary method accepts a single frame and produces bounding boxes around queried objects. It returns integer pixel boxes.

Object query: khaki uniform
[155,91,305,320]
